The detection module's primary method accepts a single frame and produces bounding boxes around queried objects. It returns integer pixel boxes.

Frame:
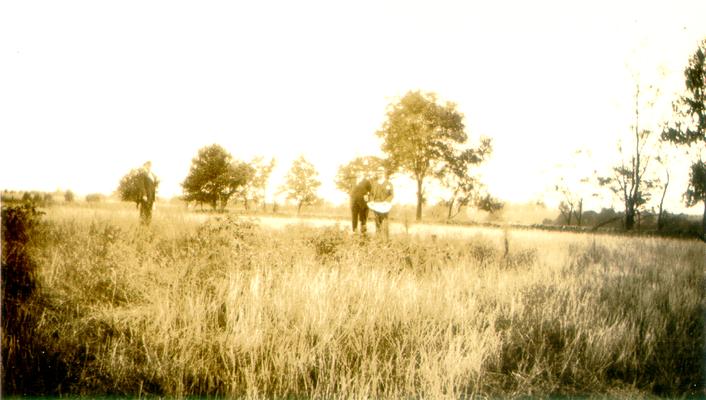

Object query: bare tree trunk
[657,171,669,231]
[446,198,455,221]
[625,209,635,230]
[574,199,583,226]
[625,197,635,230]
[297,201,303,215]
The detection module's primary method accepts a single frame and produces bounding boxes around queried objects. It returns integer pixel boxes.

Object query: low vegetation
[2,204,704,398]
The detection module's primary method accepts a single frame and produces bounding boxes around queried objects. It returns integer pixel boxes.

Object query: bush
[1,203,68,396]
[85,193,104,203]
[64,190,75,203]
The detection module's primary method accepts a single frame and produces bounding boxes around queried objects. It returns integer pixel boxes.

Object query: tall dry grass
[9,206,705,398]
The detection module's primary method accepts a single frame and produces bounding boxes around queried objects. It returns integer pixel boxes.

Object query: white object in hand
[368,201,392,213]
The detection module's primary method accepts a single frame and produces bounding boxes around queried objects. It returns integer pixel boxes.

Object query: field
[2,203,705,398]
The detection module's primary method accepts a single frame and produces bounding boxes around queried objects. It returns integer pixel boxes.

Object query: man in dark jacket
[137,161,158,225]
[350,178,372,234]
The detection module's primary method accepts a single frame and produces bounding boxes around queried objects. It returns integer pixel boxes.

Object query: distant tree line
[1,189,85,206]
[107,38,706,240]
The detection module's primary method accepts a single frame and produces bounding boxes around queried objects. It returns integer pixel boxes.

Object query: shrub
[85,193,104,203]
[64,190,75,203]
[1,203,68,396]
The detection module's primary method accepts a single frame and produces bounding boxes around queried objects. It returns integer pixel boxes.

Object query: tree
[662,38,706,240]
[654,151,671,231]
[181,144,253,211]
[685,161,706,213]
[599,84,657,231]
[435,137,492,221]
[283,155,321,214]
[377,90,466,221]
[117,162,160,224]
[555,178,590,226]
[64,190,75,203]
[335,156,386,195]
[117,168,159,206]
[238,156,276,210]
[476,193,504,215]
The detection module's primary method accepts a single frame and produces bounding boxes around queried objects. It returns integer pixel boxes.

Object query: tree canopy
[661,38,706,240]
[117,167,159,206]
[376,90,466,221]
[335,156,387,195]
[434,137,492,221]
[181,144,253,210]
[662,39,706,146]
[283,155,321,214]
[238,156,276,210]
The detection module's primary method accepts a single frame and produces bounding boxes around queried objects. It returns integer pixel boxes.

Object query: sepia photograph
[1,0,705,398]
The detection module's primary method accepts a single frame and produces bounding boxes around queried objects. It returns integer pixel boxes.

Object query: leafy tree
[435,137,492,221]
[476,193,504,215]
[662,38,706,240]
[117,162,160,224]
[283,155,321,215]
[238,156,276,210]
[64,190,75,203]
[335,156,386,194]
[377,90,466,221]
[685,162,706,211]
[255,157,276,211]
[181,144,253,210]
[117,168,159,205]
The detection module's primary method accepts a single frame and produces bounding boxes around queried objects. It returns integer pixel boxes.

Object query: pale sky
[1,0,705,213]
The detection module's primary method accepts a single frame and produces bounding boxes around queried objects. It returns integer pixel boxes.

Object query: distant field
[3,203,704,398]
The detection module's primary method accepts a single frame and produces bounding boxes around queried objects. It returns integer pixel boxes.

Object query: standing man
[369,168,394,239]
[137,161,158,225]
[350,177,372,235]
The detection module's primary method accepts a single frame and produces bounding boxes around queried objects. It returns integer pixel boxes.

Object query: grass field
[3,203,705,398]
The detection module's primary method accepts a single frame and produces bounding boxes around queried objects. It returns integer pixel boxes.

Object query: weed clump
[305,225,348,261]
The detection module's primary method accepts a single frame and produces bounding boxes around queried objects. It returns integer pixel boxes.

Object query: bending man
[369,169,394,239]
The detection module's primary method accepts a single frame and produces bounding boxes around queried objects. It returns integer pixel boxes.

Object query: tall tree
[181,144,253,210]
[377,90,466,221]
[662,38,706,240]
[599,84,657,231]
[283,155,321,215]
[435,137,492,221]
[335,156,386,195]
